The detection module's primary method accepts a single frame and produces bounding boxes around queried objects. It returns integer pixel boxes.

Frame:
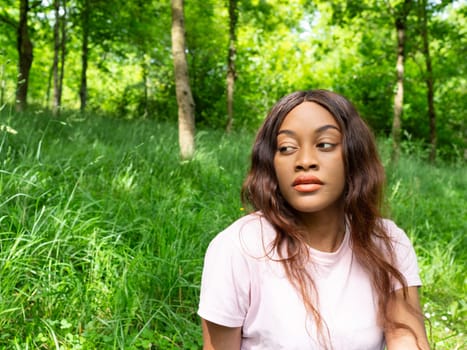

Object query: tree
[76,0,106,113]
[171,0,195,160]
[53,0,66,115]
[16,0,33,112]
[390,0,413,162]
[424,1,466,158]
[417,0,436,162]
[225,0,238,133]
[118,0,172,118]
[0,2,17,108]
[79,0,89,112]
[59,1,66,110]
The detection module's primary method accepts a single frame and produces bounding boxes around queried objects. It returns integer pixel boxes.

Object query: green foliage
[0,111,465,348]
[185,0,229,128]
[0,0,465,154]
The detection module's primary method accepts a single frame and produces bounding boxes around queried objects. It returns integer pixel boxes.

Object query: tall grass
[0,111,465,349]
[381,139,466,349]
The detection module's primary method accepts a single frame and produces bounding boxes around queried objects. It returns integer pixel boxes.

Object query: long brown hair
[241,89,418,348]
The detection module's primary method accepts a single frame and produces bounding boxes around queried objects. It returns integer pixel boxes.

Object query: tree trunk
[391,26,404,162]
[171,0,195,160]
[391,0,412,162]
[142,54,149,118]
[226,0,238,133]
[45,64,52,106]
[80,0,89,113]
[52,0,60,114]
[58,0,67,111]
[419,0,436,162]
[16,0,33,112]
[0,60,5,107]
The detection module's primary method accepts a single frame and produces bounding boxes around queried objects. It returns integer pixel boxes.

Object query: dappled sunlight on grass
[384,152,466,350]
[0,112,464,348]
[111,163,138,193]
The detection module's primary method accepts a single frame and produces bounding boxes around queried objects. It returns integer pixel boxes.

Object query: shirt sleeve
[197,226,251,327]
[384,220,422,290]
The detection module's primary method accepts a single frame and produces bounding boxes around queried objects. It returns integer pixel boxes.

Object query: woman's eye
[317,142,336,150]
[278,145,296,154]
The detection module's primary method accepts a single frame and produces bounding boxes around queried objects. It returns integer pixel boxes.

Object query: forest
[0,0,465,159]
[0,0,466,349]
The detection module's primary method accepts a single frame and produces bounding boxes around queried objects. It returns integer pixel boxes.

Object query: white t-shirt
[198,213,422,350]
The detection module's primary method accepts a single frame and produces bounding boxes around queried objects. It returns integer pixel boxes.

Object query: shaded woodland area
[0,0,465,160]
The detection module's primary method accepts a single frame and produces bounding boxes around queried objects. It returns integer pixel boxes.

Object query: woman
[198,90,429,349]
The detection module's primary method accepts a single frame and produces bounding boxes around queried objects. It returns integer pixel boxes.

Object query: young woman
[198,90,429,349]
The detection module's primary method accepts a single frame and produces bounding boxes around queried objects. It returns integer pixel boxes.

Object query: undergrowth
[0,111,465,349]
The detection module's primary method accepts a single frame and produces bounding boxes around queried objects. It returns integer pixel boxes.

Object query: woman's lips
[292,175,323,192]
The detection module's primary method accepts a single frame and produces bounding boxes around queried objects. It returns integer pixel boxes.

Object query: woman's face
[273,101,346,216]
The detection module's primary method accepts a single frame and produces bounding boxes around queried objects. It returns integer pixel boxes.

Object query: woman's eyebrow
[277,124,341,136]
[315,124,341,134]
[277,129,296,136]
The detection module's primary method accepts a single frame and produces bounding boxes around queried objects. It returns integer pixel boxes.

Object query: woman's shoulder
[378,219,422,287]
[379,218,412,246]
[375,218,418,267]
[208,212,276,258]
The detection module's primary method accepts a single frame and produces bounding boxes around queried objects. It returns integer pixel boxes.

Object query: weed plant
[0,111,465,349]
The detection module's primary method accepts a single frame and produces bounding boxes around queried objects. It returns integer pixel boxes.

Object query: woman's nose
[295,147,318,170]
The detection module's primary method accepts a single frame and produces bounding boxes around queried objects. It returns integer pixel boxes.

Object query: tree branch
[0,11,18,28]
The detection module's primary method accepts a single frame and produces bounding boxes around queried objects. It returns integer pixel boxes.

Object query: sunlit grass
[383,150,466,350]
[0,110,465,349]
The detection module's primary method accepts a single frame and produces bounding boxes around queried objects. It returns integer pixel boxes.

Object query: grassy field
[0,111,465,349]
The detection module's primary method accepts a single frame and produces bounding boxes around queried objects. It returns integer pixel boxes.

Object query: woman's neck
[298,209,346,253]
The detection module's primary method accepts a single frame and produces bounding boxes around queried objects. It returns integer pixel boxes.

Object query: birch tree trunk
[16,0,33,112]
[391,25,404,161]
[225,0,238,133]
[171,0,195,160]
